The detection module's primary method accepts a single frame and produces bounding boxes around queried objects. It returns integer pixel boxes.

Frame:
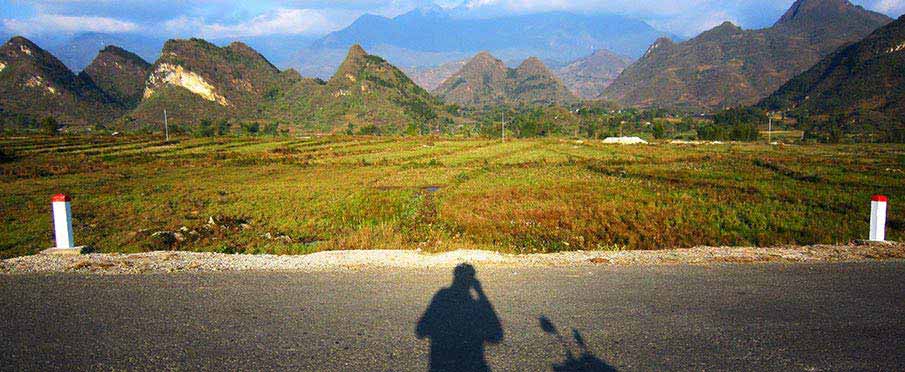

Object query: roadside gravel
[2,242,902,275]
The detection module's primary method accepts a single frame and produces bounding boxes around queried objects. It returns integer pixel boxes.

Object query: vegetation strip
[1,136,902,258]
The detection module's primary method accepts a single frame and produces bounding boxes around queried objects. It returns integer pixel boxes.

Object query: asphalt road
[2,262,904,371]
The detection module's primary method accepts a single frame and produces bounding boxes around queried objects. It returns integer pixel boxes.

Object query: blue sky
[2,0,904,39]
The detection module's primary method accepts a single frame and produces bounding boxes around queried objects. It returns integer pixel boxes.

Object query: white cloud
[647,9,744,37]
[464,0,500,8]
[2,14,139,35]
[459,0,709,14]
[452,0,747,35]
[872,0,905,14]
[164,8,335,39]
[3,0,903,40]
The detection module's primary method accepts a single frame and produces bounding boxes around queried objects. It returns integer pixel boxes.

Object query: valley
[2,2,905,370]
[1,135,901,258]
[0,0,903,257]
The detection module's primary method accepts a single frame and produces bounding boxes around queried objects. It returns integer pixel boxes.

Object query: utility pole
[501,110,505,142]
[768,116,773,143]
[163,109,169,142]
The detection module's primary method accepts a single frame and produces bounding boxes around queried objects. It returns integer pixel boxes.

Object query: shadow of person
[416,263,503,372]
[540,316,617,372]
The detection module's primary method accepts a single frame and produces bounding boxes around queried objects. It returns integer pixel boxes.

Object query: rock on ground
[1,242,902,275]
[602,136,648,144]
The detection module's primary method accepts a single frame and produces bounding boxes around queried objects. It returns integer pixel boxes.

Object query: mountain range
[0,36,123,127]
[0,0,901,136]
[261,45,446,134]
[406,50,631,99]
[45,32,164,74]
[433,52,576,107]
[0,35,444,134]
[6,8,667,107]
[602,0,892,109]
[403,60,468,92]
[292,8,670,80]
[555,50,632,99]
[24,32,318,76]
[761,15,905,138]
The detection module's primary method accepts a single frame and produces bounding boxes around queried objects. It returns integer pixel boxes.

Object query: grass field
[1,135,902,258]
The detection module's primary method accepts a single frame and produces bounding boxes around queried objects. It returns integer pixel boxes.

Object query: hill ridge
[602,0,892,109]
[261,44,446,134]
[0,36,123,127]
[760,15,905,141]
[82,44,151,108]
[434,52,575,107]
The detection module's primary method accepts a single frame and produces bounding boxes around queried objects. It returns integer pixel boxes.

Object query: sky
[2,0,904,40]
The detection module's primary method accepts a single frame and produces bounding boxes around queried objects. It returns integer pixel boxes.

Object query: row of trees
[22,105,901,143]
[6,113,761,142]
[165,119,283,138]
[459,105,767,141]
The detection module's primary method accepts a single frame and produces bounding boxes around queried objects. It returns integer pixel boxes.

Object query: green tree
[196,119,215,137]
[699,107,767,141]
[651,121,667,139]
[358,124,381,135]
[264,122,279,136]
[729,122,760,141]
[242,122,260,136]
[216,119,230,136]
[438,117,455,135]
[40,117,61,135]
[677,117,694,132]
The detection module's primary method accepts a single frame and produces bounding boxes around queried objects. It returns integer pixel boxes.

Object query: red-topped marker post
[870,195,888,242]
[42,194,86,255]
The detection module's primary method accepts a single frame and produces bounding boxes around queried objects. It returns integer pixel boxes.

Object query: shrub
[40,117,61,135]
[651,121,667,139]
[263,122,280,136]
[196,119,215,137]
[216,119,230,136]
[698,107,765,141]
[242,122,260,136]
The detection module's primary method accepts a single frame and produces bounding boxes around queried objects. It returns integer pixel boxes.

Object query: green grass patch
[1,135,902,258]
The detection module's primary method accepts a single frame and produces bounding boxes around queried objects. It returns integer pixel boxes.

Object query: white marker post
[42,194,86,255]
[870,195,888,242]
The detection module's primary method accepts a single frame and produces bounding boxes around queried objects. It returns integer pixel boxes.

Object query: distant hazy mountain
[602,0,892,109]
[403,59,467,92]
[293,8,669,79]
[210,34,318,69]
[81,46,151,109]
[555,50,632,99]
[761,15,905,136]
[0,36,123,127]
[434,52,575,107]
[404,50,630,99]
[45,32,164,73]
[31,32,316,74]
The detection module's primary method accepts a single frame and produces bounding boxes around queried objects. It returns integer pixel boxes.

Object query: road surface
[2,261,904,371]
